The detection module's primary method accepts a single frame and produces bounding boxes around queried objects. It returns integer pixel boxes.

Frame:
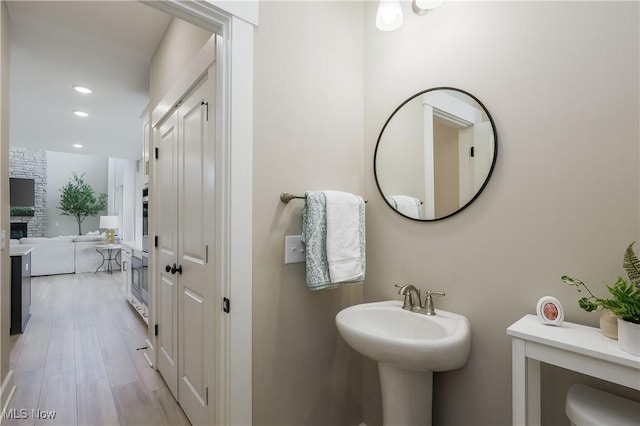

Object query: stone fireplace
[9,147,47,237]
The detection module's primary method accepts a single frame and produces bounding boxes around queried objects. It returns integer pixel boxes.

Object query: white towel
[388,195,423,219]
[323,190,363,283]
[302,192,331,288]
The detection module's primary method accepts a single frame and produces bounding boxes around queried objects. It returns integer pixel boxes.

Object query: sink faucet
[395,284,421,312]
[395,285,445,315]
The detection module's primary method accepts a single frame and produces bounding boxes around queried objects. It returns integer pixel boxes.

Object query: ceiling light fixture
[73,110,88,118]
[412,0,445,15]
[376,0,403,32]
[376,0,445,31]
[73,85,92,94]
[72,143,83,148]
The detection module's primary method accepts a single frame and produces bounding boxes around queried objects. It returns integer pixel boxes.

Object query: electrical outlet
[285,235,305,264]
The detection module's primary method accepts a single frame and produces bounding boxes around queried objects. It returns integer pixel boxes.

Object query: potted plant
[58,172,108,235]
[562,242,640,356]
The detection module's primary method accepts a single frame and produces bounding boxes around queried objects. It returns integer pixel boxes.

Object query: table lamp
[99,215,119,244]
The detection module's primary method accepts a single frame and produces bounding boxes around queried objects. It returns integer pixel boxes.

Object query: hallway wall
[148,17,212,112]
[252,2,365,424]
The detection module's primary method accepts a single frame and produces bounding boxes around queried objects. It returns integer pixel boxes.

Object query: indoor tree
[58,172,108,235]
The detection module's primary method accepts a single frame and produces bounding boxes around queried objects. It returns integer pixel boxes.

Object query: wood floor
[6,272,190,426]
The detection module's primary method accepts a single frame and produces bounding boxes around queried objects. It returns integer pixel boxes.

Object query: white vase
[617,318,640,356]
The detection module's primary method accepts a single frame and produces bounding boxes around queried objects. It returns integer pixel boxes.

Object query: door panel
[181,100,205,259]
[177,74,214,425]
[156,112,179,398]
[182,288,205,404]
[159,275,176,368]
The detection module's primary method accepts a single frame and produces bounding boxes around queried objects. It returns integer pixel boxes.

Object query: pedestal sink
[335,300,471,426]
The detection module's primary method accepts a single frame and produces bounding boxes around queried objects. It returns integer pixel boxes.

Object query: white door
[155,111,179,398]
[176,74,215,425]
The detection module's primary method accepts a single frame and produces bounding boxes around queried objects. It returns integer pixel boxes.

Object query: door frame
[141,2,254,426]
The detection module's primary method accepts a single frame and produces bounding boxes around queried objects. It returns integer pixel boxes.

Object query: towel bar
[280,192,367,204]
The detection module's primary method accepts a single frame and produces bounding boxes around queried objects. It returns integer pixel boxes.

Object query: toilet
[566,384,640,426]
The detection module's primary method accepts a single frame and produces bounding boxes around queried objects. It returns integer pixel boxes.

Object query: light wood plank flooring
[6,272,190,426]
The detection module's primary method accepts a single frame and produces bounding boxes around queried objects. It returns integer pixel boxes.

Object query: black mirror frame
[373,87,498,222]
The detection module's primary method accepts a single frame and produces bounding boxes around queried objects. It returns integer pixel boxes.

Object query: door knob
[165,264,172,273]
[171,263,183,275]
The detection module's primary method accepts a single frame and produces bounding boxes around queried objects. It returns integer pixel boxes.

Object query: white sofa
[10,235,118,276]
[13,236,76,276]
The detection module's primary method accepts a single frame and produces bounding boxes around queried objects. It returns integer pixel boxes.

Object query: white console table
[507,314,640,425]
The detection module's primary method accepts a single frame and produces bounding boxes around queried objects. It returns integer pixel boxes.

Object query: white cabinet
[507,315,640,425]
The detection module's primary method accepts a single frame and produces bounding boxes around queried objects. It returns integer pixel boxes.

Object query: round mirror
[374,87,497,221]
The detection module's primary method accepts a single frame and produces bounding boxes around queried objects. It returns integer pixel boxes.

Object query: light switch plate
[0,230,5,251]
[285,235,305,264]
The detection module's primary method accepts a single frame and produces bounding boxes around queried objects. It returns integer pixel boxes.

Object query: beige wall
[148,17,212,112]
[363,2,639,425]
[252,2,364,425]
[0,0,11,405]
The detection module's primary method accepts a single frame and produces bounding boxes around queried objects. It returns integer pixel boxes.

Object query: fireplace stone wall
[9,147,47,237]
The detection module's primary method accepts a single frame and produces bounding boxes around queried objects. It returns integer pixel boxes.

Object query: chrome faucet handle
[423,290,445,315]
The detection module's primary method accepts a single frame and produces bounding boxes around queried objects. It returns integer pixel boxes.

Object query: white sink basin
[335,300,471,371]
[336,300,471,425]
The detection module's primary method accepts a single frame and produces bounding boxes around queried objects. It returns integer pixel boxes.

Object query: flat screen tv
[10,177,35,207]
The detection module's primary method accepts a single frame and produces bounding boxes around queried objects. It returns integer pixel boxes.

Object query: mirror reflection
[374,88,497,221]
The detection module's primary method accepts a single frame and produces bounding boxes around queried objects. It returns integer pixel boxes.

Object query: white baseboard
[143,338,154,368]
[0,369,16,425]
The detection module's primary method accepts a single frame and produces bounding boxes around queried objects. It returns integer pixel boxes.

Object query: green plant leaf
[604,278,640,324]
[561,275,640,323]
[578,297,598,312]
[10,206,34,216]
[561,275,594,297]
[623,241,640,287]
[58,172,108,235]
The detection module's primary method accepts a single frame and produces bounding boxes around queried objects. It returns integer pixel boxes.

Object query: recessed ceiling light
[73,85,92,94]
[73,110,88,118]
[72,143,83,148]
